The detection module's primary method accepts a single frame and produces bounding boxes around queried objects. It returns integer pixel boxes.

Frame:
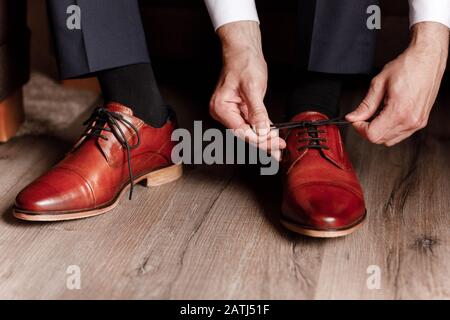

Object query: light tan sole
[280,216,365,238]
[13,163,183,222]
[0,89,25,143]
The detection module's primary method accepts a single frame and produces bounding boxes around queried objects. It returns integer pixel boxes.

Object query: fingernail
[253,126,270,137]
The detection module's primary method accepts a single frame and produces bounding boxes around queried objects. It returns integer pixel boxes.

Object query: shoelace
[271,117,350,151]
[82,107,141,200]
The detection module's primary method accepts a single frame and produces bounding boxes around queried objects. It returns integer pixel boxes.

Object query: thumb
[346,77,385,122]
[352,121,370,140]
[243,87,270,137]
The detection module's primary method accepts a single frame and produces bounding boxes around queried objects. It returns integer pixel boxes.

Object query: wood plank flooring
[0,81,448,299]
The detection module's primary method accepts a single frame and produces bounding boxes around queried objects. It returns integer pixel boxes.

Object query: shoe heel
[0,89,25,143]
[142,163,183,187]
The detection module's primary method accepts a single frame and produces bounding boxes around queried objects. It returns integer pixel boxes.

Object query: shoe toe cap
[15,168,94,213]
[283,183,366,230]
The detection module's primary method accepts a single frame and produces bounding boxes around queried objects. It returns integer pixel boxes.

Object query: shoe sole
[13,163,183,222]
[280,213,366,238]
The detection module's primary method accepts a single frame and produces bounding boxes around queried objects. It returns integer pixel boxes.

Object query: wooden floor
[0,82,449,300]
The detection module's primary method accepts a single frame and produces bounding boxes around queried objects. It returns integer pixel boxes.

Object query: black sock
[98,63,169,127]
[287,71,343,120]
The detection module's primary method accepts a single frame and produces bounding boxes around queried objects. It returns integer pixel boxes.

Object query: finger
[210,92,249,129]
[266,133,286,158]
[211,100,279,152]
[361,106,400,144]
[353,119,410,146]
[268,129,286,149]
[264,135,286,152]
[247,132,286,152]
[234,127,285,153]
[351,121,370,141]
[383,131,414,147]
[257,135,285,161]
[210,87,285,152]
[352,117,393,145]
[241,84,271,136]
[239,103,249,121]
[271,150,281,162]
[211,100,268,149]
[250,106,271,137]
[346,77,385,122]
[381,118,424,146]
[253,128,286,151]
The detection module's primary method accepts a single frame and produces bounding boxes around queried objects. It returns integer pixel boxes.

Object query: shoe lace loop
[271,117,350,151]
[82,107,141,200]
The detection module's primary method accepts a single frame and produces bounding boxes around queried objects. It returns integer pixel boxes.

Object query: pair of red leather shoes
[14,104,365,238]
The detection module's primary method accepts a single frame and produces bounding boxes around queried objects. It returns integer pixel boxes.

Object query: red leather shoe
[280,111,366,238]
[13,102,182,221]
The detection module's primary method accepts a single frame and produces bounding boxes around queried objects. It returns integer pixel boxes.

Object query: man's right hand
[210,21,286,160]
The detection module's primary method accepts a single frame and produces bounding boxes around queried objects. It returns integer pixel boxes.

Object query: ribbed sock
[287,71,343,120]
[98,63,169,127]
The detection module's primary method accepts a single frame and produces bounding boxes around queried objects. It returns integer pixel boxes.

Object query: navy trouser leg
[299,0,379,74]
[47,0,150,79]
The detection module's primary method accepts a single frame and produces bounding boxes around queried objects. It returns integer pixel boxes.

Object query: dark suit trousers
[47,0,378,79]
[299,0,379,74]
[47,0,150,79]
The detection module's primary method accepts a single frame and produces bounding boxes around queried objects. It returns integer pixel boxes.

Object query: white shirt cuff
[204,0,259,31]
[409,0,450,28]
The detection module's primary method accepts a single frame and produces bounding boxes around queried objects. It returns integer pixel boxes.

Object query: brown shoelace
[82,107,141,200]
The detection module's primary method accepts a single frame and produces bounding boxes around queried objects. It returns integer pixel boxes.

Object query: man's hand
[346,22,449,146]
[210,21,286,160]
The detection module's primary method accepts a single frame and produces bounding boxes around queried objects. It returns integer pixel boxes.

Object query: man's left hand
[346,22,449,146]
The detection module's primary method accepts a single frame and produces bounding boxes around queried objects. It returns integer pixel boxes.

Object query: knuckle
[389,84,404,97]
[390,103,409,123]
[246,79,262,91]
[367,131,382,144]
[209,99,218,111]
[250,110,268,122]
[396,111,409,123]
[209,99,224,119]
[419,119,428,129]
[370,77,383,91]
[251,105,267,114]
[209,107,218,120]
[245,77,266,92]
[359,100,372,112]
[209,97,216,110]
[406,115,423,129]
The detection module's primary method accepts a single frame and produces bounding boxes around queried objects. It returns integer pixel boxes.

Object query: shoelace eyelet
[82,107,141,200]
